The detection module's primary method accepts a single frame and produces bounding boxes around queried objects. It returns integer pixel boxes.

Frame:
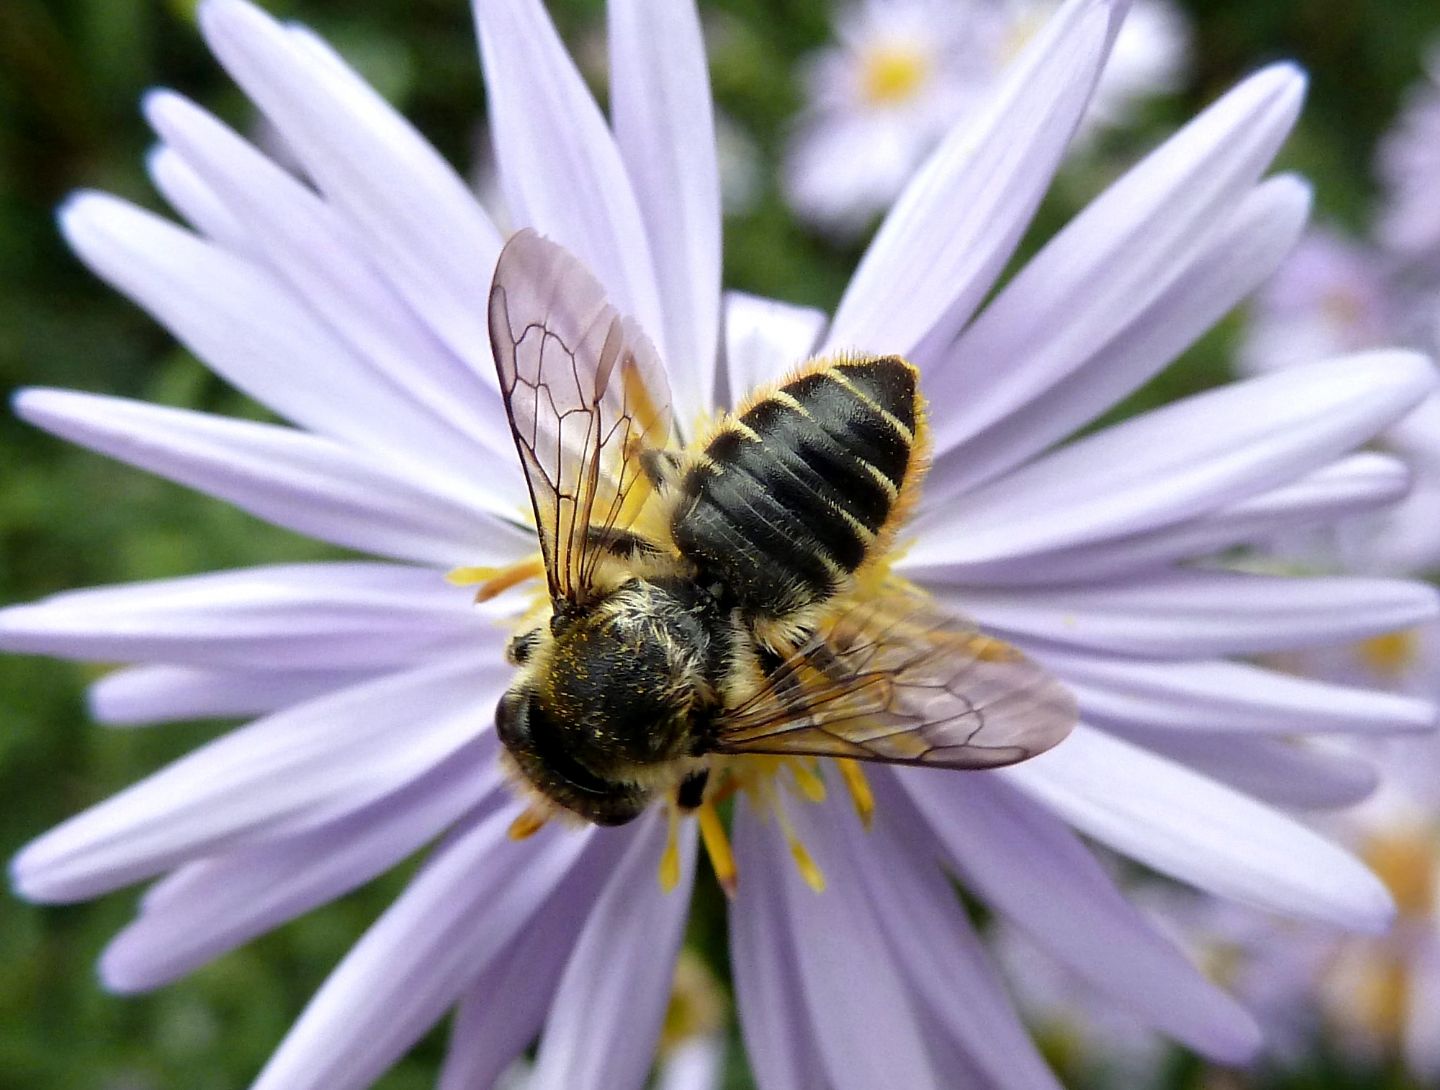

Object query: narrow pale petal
[837,778,1064,1090]
[58,192,505,498]
[609,0,721,419]
[100,738,503,991]
[146,90,515,463]
[1002,726,1396,931]
[722,292,826,408]
[89,663,371,726]
[249,805,595,1090]
[912,451,1412,586]
[9,655,503,902]
[1107,729,1378,810]
[14,388,531,566]
[824,0,1118,356]
[0,561,491,670]
[949,570,1439,658]
[531,812,697,1090]
[438,841,628,1090]
[198,0,503,376]
[729,804,831,1090]
[919,351,1436,566]
[923,65,1306,457]
[922,174,1313,502]
[779,801,945,1090]
[475,0,665,358]
[1036,647,1437,736]
[145,145,249,252]
[894,770,1263,1060]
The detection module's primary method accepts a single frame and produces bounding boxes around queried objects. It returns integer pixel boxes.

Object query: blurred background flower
[5,2,1440,1090]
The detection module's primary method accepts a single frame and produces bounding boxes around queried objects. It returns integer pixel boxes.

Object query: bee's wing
[489,230,674,605]
[715,589,1076,769]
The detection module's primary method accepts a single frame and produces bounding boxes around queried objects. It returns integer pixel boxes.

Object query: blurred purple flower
[5,1,1439,1088]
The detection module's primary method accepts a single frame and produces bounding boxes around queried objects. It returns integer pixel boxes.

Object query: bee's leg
[675,768,710,811]
[582,525,664,560]
[639,449,684,493]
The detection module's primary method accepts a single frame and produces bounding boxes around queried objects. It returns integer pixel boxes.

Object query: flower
[6,0,1439,1088]
[1378,45,1440,265]
[782,0,1189,236]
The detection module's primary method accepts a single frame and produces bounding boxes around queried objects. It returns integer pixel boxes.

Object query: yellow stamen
[859,42,931,107]
[773,796,826,893]
[788,760,827,803]
[836,759,875,829]
[697,801,738,899]
[447,558,545,602]
[1358,629,1420,680]
[508,806,549,840]
[658,804,683,893]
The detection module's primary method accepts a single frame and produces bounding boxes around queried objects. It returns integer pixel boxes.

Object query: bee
[488,229,1076,827]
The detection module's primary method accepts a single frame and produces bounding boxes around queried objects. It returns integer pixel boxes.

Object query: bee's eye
[495,689,529,747]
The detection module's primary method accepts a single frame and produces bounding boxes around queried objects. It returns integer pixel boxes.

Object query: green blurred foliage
[2,2,1440,1088]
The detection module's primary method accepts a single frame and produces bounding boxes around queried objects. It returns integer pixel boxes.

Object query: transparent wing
[488,229,674,605]
[716,588,1076,769]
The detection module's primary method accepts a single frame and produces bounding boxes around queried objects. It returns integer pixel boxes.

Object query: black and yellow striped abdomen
[670,355,925,626]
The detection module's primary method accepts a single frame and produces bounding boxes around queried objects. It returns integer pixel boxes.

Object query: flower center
[859,41,932,106]
[1357,628,1420,679]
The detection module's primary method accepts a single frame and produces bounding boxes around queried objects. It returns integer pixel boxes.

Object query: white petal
[100,738,502,991]
[10,654,502,902]
[948,570,1439,658]
[89,663,371,725]
[923,66,1306,459]
[609,0,721,416]
[777,800,945,1090]
[913,451,1412,586]
[923,173,1312,503]
[1036,647,1436,737]
[656,1038,724,1090]
[146,145,249,251]
[0,561,489,670]
[438,840,628,1090]
[59,192,503,498]
[15,388,529,566]
[918,351,1435,566]
[721,291,826,408]
[729,805,827,1090]
[894,769,1262,1060]
[198,0,503,375]
[1001,726,1396,931]
[1107,729,1378,810]
[249,804,594,1090]
[475,0,666,365]
[532,811,696,1090]
[823,0,1118,356]
[838,777,1064,1090]
[146,91,516,465]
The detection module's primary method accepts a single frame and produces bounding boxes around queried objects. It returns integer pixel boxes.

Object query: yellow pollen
[859,42,931,106]
[788,760,828,803]
[447,558,545,602]
[836,759,875,829]
[1358,628,1420,679]
[697,800,738,899]
[659,804,683,893]
[508,806,550,840]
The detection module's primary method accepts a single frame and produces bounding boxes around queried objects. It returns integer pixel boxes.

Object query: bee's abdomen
[672,356,920,617]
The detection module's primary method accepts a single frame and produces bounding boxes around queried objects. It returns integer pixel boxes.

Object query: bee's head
[495,683,650,826]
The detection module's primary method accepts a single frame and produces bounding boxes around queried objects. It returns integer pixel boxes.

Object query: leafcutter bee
[488,230,1076,826]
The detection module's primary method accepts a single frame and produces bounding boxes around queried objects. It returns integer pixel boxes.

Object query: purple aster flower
[6,1,1440,1088]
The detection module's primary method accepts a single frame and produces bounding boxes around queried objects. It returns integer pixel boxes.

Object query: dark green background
[2,2,1437,1087]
